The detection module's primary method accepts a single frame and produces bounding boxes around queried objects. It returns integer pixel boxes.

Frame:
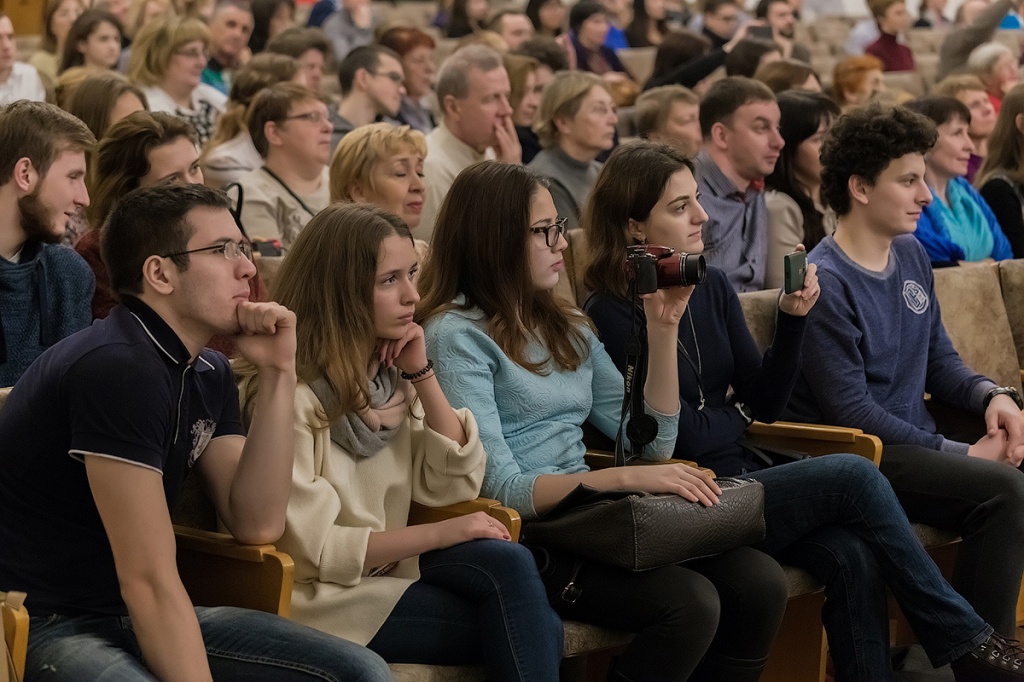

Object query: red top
[865,32,915,72]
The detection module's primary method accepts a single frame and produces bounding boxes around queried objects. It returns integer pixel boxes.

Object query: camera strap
[614,286,659,467]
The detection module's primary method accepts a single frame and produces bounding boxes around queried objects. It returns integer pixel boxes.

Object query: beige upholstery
[932,264,1022,391]
[882,71,926,97]
[737,288,781,353]
[615,47,657,85]
[997,259,1024,370]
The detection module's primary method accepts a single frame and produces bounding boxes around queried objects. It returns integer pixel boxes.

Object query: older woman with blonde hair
[128,15,226,145]
[329,122,429,259]
[527,70,618,229]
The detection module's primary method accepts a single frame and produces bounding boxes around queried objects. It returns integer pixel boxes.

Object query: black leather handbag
[521,478,766,572]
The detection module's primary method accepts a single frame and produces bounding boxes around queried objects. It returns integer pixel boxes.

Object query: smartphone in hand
[784,250,807,295]
[749,24,774,40]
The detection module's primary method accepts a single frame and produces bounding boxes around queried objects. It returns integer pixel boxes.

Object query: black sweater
[585,266,807,475]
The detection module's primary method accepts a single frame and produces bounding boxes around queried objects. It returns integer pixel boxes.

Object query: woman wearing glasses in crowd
[128,15,226,146]
[235,83,332,249]
[419,160,790,682]
[237,203,563,680]
[581,140,1024,682]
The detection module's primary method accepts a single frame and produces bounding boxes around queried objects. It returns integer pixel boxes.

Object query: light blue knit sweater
[424,303,679,520]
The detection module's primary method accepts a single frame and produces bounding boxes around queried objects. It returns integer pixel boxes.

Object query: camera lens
[680,253,707,286]
[656,253,707,288]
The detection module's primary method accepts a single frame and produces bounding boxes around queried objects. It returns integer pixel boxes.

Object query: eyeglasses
[529,216,568,248]
[163,240,254,262]
[374,71,405,84]
[174,47,210,60]
[284,110,329,124]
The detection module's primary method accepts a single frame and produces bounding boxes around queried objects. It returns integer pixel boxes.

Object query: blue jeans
[749,454,992,682]
[26,605,392,681]
[367,539,563,682]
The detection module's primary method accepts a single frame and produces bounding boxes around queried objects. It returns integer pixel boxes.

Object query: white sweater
[245,382,486,645]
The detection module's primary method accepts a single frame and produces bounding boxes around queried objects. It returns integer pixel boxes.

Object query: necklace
[677,309,705,411]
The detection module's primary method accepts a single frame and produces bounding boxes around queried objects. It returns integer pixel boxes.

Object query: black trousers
[530,545,788,682]
[879,443,1024,636]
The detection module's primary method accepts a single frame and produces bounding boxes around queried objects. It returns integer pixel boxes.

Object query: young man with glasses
[0,182,393,681]
[330,45,407,151]
[237,82,332,249]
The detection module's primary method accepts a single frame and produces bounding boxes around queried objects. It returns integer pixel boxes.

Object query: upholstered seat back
[933,264,1021,391]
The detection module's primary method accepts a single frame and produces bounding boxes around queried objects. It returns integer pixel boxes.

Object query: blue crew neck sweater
[0,241,94,387]
[785,235,994,454]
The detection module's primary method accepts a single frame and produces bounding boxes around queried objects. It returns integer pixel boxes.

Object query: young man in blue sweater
[0,100,96,387]
[786,104,1024,638]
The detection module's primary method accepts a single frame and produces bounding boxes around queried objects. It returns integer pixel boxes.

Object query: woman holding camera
[580,141,1022,682]
[419,160,790,682]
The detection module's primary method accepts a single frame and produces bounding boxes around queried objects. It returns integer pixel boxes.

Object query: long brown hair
[238,203,413,422]
[87,111,195,228]
[977,82,1024,189]
[582,141,694,299]
[416,161,591,374]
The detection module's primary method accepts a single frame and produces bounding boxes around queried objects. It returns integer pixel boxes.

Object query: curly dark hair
[820,104,937,216]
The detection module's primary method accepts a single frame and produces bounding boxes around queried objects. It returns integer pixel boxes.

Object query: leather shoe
[952,633,1024,681]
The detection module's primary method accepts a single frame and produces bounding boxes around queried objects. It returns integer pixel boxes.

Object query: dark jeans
[750,454,992,682]
[26,605,392,681]
[529,543,789,682]
[367,539,562,682]
[879,443,1024,636]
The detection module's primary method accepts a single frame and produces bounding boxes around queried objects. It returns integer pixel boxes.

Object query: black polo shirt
[0,296,244,616]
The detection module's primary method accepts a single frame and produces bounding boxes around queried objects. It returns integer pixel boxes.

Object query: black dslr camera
[625,245,707,294]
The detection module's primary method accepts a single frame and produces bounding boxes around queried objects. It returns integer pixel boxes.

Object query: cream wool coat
[267,382,486,645]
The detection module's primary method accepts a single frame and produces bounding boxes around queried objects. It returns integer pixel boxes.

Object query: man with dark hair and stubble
[696,76,783,292]
[0,182,393,681]
[786,104,1024,653]
[0,100,95,386]
[331,44,405,150]
[754,0,811,61]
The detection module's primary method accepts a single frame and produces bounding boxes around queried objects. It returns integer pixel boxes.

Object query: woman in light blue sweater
[419,160,790,682]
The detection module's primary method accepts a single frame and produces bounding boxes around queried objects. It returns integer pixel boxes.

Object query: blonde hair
[54,66,93,109]
[933,74,988,98]
[124,0,176,39]
[127,15,209,86]
[328,122,427,202]
[504,53,541,115]
[533,70,609,149]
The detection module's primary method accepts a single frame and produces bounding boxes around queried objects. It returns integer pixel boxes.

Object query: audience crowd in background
[8,0,1024,679]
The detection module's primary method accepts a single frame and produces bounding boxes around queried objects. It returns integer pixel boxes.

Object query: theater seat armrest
[409,498,522,543]
[746,421,883,466]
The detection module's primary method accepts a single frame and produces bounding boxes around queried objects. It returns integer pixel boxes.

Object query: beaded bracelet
[400,359,434,381]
